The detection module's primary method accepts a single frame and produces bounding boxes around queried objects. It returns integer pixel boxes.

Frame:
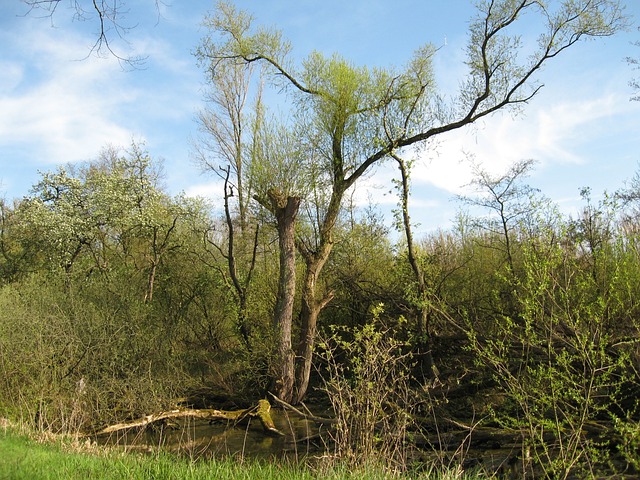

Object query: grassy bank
[0,428,482,480]
[2,430,304,480]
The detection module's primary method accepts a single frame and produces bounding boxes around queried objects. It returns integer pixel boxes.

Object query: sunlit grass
[0,427,485,480]
[1,430,308,480]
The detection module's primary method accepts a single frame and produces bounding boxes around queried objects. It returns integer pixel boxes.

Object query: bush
[468,232,639,478]
[317,304,415,473]
[0,273,186,433]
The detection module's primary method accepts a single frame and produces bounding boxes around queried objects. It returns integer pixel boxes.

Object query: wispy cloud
[0,10,204,197]
[411,87,634,196]
[184,180,224,199]
[0,24,137,165]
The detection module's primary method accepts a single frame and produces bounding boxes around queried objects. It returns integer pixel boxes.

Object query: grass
[0,430,308,480]
[0,426,485,480]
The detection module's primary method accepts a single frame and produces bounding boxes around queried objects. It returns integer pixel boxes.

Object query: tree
[250,122,310,401]
[199,0,627,403]
[569,187,617,291]
[15,143,191,303]
[194,57,264,352]
[458,158,541,274]
[194,60,262,230]
[391,153,429,335]
[208,166,260,349]
[390,152,440,379]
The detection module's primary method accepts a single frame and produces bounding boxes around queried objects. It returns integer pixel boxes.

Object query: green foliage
[318,305,415,472]
[4,142,640,477]
[0,146,271,429]
[1,0,635,474]
[324,207,396,327]
[467,215,639,478]
[0,273,186,432]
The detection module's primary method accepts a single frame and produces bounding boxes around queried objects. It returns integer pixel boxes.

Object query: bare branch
[21,0,157,68]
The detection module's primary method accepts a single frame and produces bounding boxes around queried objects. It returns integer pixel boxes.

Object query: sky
[1,0,639,237]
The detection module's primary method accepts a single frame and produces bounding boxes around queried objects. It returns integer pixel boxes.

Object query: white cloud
[534,93,623,162]
[348,168,397,208]
[0,85,134,164]
[184,180,224,199]
[0,14,204,176]
[410,88,633,196]
[0,25,138,165]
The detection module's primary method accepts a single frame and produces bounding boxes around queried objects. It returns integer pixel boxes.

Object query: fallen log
[91,399,284,437]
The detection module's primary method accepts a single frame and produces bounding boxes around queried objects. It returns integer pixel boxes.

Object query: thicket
[1,147,639,477]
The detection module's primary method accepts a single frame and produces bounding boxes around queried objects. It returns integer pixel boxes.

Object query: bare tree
[459,158,541,273]
[629,26,640,101]
[195,60,261,230]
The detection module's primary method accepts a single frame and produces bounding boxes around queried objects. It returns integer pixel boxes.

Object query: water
[96,408,326,460]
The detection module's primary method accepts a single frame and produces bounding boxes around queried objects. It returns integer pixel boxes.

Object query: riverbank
[0,426,484,480]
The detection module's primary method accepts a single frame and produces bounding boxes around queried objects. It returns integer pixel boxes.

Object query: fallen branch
[91,399,284,437]
[268,392,336,425]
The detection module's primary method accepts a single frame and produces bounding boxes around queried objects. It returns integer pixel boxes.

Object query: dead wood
[91,399,284,437]
[268,392,337,425]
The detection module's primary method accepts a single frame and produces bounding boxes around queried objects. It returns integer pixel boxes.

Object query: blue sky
[1,1,639,236]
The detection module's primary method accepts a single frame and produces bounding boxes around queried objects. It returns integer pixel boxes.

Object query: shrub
[317,304,415,473]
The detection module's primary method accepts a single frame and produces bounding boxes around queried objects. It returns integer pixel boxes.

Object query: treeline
[0,144,400,428]
[1,143,639,476]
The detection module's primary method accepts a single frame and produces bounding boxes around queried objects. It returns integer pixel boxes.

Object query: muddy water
[97,409,326,460]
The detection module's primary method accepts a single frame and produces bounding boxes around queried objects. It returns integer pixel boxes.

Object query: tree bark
[294,261,333,404]
[293,184,343,404]
[266,189,301,403]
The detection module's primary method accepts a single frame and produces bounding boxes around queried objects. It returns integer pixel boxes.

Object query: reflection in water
[97,408,326,461]
[95,408,530,473]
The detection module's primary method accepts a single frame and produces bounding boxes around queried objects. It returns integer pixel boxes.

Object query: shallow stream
[96,408,326,461]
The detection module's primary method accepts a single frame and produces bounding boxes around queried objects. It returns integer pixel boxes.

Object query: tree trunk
[267,189,301,403]
[294,263,333,404]
[393,153,438,379]
[293,187,342,403]
[295,297,319,405]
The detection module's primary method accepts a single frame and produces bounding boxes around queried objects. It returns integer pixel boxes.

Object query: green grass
[0,428,484,479]
[0,430,312,480]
